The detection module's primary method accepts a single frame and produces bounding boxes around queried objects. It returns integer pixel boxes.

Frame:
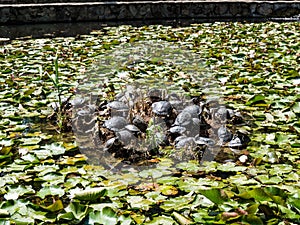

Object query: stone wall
[0,1,299,25]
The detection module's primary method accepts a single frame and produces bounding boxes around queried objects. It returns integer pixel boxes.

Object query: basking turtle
[167,92,184,110]
[227,109,244,124]
[182,105,201,118]
[104,137,122,152]
[195,136,215,146]
[228,132,250,148]
[169,126,187,135]
[116,129,136,146]
[148,88,162,102]
[76,104,96,117]
[175,136,196,149]
[125,124,141,136]
[152,101,172,117]
[174,111,192,127]
[132,115,148,132]
[217,125,233,143]
[107,101,129,117]
[104,116,127,132]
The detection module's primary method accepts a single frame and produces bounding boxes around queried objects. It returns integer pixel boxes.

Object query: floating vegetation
[0,22,299,224]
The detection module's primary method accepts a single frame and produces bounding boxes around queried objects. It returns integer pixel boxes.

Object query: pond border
[0,1,299,25]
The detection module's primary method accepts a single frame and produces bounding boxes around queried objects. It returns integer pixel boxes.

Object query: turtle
[174,136,196,149]
[125,124,141,135]
[104,137,122,152]
[217,125,233,143]
[116,129,136,146]
[166,92,184,110]
[152,101,172,117]
[195,136,215,146]
[168,125,187,141]
[132,115,148,132]
[76,104,96,116]
[228,132,250,148]
[182,105,201,118]
[227,109,244,124]
[148,88,162,102]
[107,101,129,117]
[169,126,187,135]
[104,116,127,132]
[213,106,229,124]
[174,111,192,127]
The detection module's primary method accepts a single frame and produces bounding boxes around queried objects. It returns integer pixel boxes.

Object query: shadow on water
[1,16,299,41]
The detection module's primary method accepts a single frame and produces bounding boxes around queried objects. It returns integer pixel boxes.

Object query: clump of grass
[48,51,70,132]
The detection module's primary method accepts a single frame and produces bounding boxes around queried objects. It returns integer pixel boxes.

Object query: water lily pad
[19,137,41,146]
[245,95,266,106]
[36,185,65,199]
[71,187,107,201]
[40,199,64,212]
[144,215,176,225]
[4,185,35,200]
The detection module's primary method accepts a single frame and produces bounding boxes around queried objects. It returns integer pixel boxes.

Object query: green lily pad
[71,187,107,201]
[245,95,266,106]
[36,185,65,199]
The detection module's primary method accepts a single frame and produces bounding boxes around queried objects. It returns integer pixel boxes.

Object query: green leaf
[246,203,259,214]
[40,199,64,212]
[89,207,118,225]
[65,201,90,221]
[247,188,272,202]
[244,214,264,225]
[172,211,192,225]
[144,215,176,225]
[0,209,9,217]
[19,137,41,146]
[72,187,107,201]
[160,194,195,211]
[0,220,10,225]
[288,195,300,211]
[42,143,66,156]
[256,174,283,184]
[36,185,65,199]
[126,196,154,211]
[198,189,227,205]
[4,185,35,200]
[160,185,178,196]
[292,102,300,113]
[245,95,266,106]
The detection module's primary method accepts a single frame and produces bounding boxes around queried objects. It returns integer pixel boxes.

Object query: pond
[0,22,299,224]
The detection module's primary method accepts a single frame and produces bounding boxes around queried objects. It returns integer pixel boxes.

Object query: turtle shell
[125,124,141,133]
[116,130,136,146]
[214,106,229,123]
[174,111,192,127]
[169,126,186,134]
[182,105,201,118]
[104,116,127,132]
[195,136,215,146]
[175,136,196,149]
[217,125,233,143]
[228,132,250,148]
[132,115,148,132]
[152,101,172,117]
[107,101,129,111]
[104,137,121,151]
[148,88,162,102]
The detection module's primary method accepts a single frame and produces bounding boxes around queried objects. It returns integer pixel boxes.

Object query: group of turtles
[70,86,250,166]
